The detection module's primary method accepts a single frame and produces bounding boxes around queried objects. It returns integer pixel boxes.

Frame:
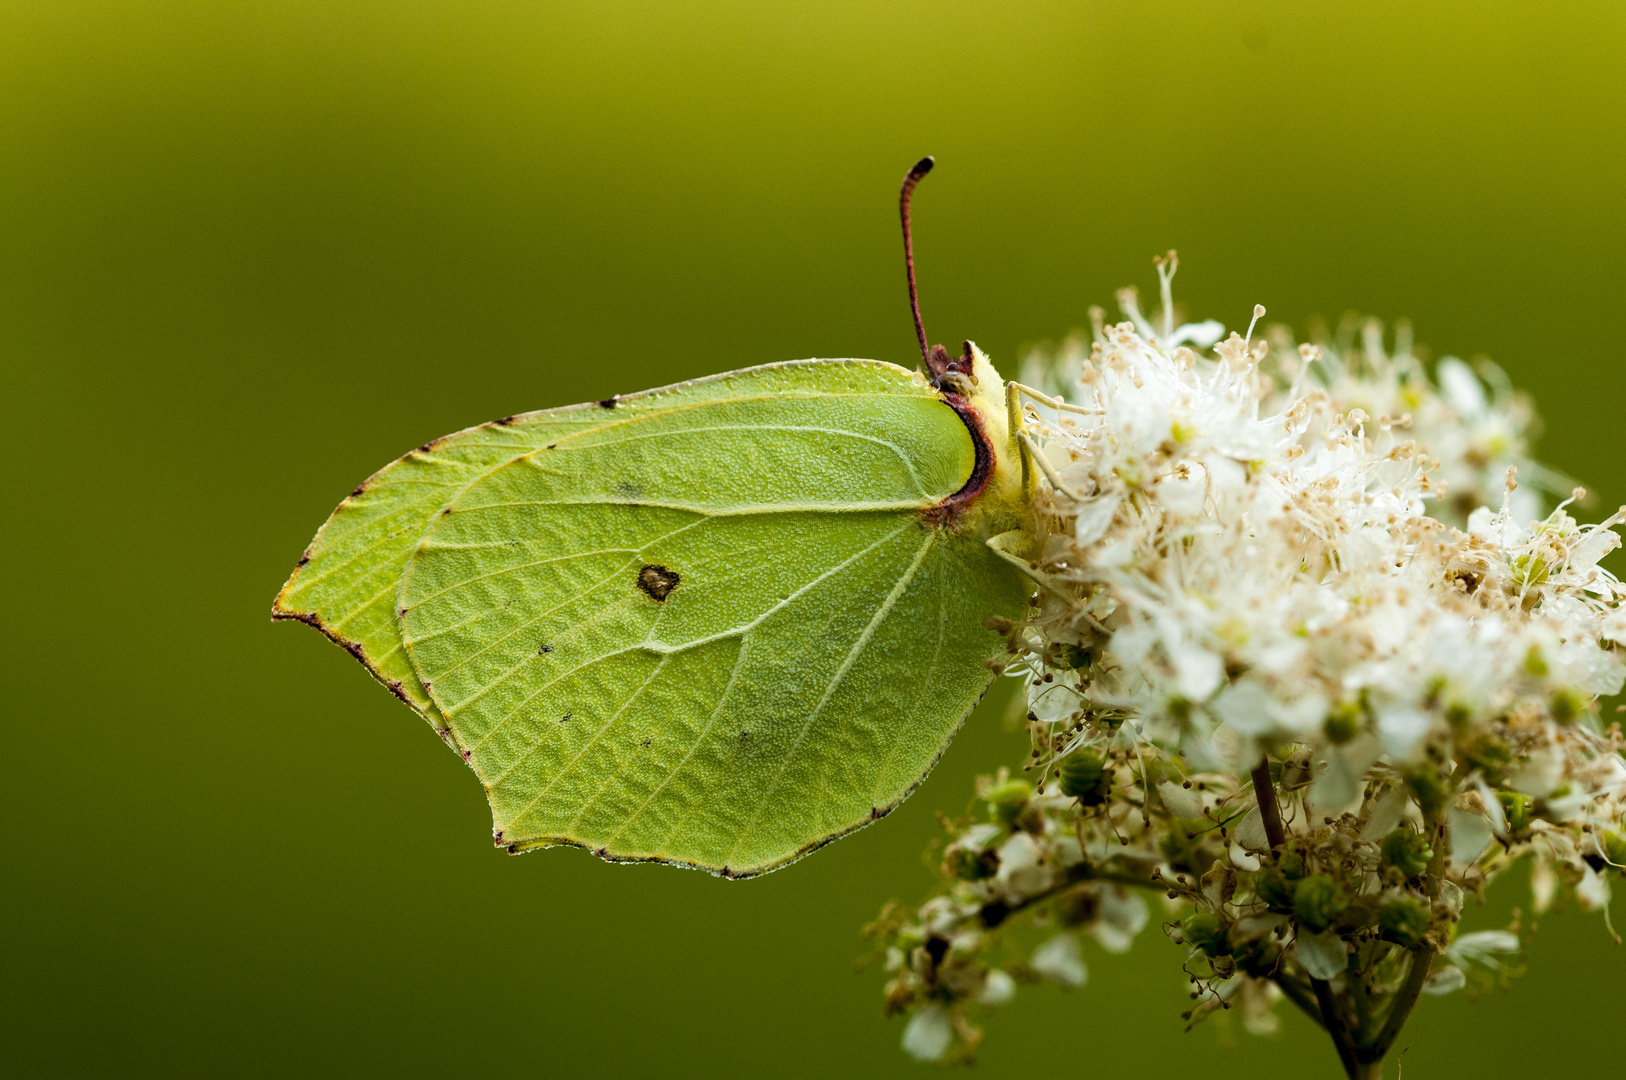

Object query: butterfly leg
[985,529,1079,609]
[1004,380,1032,493]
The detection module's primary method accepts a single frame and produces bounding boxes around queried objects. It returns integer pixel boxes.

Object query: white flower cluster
[869,261,1626,1071]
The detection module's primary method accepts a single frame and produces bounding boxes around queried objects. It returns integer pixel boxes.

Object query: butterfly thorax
[922,341,1034,541]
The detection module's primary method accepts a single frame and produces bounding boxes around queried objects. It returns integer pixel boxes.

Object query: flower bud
[1406,771,1450,813]
[1323,701,1361,744]
[1512,552,1548,590]
[1281,845,1307,884]
[1058,749,1108,802]
[1255,867,1295,911]
[983,779,1032,825]
[1463,734,1511,775]
[948,846,994,881]
[1378,895,1431,948]
[1049,642,1091,670]
[1182,912,1231,957]
[1293,874,1349,932]
[1497,791,1534,833]
[1549,687,1585,724]
[1601,829,1626,872]
[1523,645,1549,678]
[1380,829,1433,878]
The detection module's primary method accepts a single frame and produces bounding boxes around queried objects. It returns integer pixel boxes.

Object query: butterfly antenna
[899,156,935,367]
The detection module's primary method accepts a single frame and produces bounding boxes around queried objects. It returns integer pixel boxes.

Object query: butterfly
[274,158,1048,877]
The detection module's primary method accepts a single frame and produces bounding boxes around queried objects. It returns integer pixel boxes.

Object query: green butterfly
[274,159,1046,877]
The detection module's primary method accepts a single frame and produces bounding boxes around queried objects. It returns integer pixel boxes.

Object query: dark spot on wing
[637,564,680,601]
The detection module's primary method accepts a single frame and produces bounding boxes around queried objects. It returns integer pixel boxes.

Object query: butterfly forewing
[397,360,1027,875]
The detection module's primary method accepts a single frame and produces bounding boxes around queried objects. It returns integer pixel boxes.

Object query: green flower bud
[1276,849,1307,880]
[949,846,994,881]
[1497,791,1534,833]
[1255,867,1295,911]
[1524,645,1549,678]
[1324,701,1361,745]
[1050,642,1091,670]
[1463,734,1512,775]
[1378,895,1431,948]
[1380,829,1433,878]
[1293,874,1349,932]
[983,779,1032,825]
[1057,749,1108,802]
[1406,771,1450,813]
[1158,821,1211,875]
[1512,552,1548,589]
[1182,913,1231,957]
[1550,688,1586,724]
[1601,829,1626,871]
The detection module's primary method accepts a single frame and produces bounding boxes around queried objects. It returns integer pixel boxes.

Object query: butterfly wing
[398,359,1029,875]
[274,412,596,719]
[272,362,914,721]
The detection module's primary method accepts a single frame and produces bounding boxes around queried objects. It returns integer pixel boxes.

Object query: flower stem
[1360,946,1431,1064]
[1357,809,1446,1064]
[1313,970,1365,1080]
[1251,757,1363,1080]
[1249,758,1286,849]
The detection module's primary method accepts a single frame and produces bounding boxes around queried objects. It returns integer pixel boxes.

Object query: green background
[5,2,1622,1076]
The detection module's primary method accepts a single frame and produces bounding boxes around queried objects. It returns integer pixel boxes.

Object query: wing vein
[494,654,671,819]
[722,530,937,864]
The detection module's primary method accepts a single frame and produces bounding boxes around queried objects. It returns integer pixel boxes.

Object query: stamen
[1244,304,1266,354]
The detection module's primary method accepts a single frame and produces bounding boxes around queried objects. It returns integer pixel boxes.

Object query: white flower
[1295,929,1348,980]
[1030,933,1088,988]
[977,968,1017,1006]
[901,1005,954,1062]
[875,267,1626,1067]
[995,832,1053,901]
[1445,930,1521,969]
[1090,885,1150,954]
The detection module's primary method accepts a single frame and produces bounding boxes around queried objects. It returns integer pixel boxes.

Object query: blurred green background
[5,2,1623,1076]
